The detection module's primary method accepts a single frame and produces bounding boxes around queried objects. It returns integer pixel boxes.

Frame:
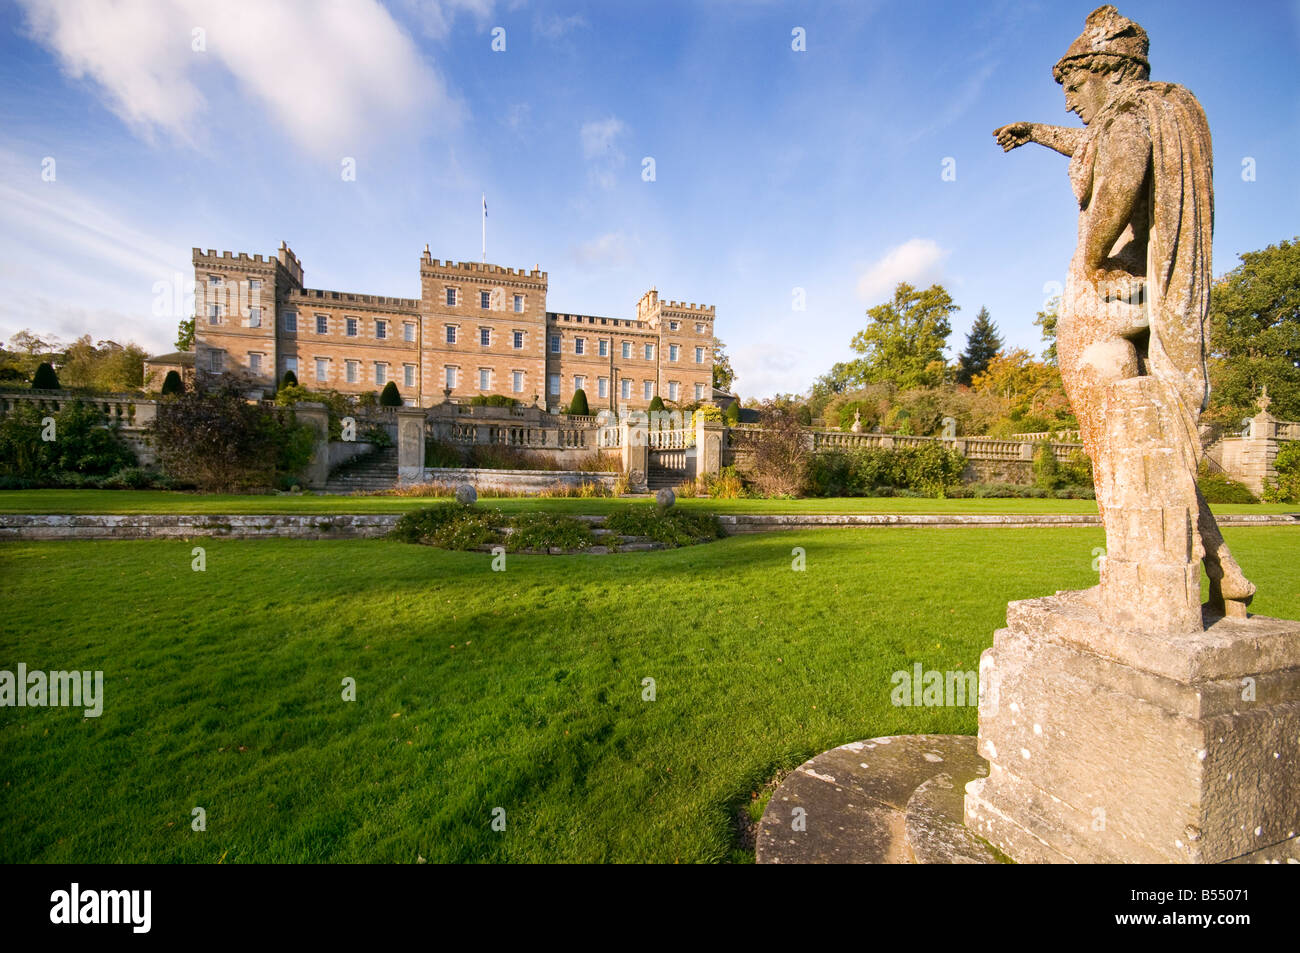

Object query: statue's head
[1053,5,1150,124]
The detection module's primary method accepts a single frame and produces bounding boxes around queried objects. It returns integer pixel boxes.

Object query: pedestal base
[965,591,1300,863]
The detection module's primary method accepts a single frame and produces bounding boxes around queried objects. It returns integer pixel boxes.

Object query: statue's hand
[994,122,1034,152]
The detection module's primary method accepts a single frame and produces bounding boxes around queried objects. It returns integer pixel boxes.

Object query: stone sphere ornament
[656,488,676,510]
[455,483,477,505]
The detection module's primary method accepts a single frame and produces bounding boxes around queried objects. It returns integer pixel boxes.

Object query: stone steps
[324,446,398,493]
[754,734,1001,864]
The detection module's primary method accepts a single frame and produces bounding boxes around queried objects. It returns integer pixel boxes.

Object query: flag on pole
[481,193,487,263]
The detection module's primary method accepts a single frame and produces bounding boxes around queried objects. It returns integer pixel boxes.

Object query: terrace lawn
[1,488,1297,516]
[2,527,1297,863]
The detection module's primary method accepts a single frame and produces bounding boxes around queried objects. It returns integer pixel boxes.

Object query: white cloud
[580,117,626,160]
[571,231,634,267]
[0,150,186,354]
[18,0,455,160]
[537,13,588,40]
[401,0,496,41]
[580,117,626,189]
[856,238,950,302]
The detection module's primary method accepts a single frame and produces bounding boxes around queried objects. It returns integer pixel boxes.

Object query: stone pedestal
[695,417,724,485]
[395,407,427,484]
[621,415,648,492]
[293,402,331,490]
[965,592,1300,863]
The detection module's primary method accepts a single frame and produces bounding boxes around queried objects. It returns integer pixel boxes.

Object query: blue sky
[1,0,1297,398]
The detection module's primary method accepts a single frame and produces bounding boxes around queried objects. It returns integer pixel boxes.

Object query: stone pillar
[621,414,648,492]
[293,402,331,490]
[1096,377,1203,635]
[396,406,426,484]
[696,416,724,484]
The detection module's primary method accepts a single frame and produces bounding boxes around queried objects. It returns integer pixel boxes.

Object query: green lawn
[2,526,1296,863]
[2,488,1296,516]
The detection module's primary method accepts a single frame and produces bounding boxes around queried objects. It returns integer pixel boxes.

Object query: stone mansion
[192,243,716,412]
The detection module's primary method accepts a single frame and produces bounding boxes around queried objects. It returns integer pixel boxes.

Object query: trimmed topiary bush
[380,381,402,406]
[281,369,298,388]
[724,401,741,425]
[161,370,184,396]
[32,362,60,389]
[567,388,590,416]
[648,395,665,413]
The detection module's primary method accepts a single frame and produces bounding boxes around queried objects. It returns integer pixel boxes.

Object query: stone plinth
[293,402,331,489]
[395,407,427,483]
[965,592,1300,863]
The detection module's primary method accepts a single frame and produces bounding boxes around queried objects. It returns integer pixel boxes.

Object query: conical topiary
[32,362,60,389]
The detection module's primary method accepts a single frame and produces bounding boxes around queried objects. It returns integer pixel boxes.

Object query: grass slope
[1,527,1296,863]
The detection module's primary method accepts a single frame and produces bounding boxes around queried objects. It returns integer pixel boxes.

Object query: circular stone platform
[754,734,1004,864]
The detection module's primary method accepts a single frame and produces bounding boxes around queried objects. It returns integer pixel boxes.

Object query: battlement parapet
[420,253,546,280]
[288,288,420,310]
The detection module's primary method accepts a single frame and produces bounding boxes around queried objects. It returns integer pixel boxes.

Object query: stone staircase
[323,446,398,494]
[647,465,686,491]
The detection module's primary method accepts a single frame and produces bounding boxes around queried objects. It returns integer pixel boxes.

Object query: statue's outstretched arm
[1031,125,1086,157]
[994,122,1085,157]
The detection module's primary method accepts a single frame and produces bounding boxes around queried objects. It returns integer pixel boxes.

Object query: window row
[443,288,527,313]
[276,312,417,342]
[440,325,531,349]
[539,376,704,402]
[441,367,532,394]
[546,337,708,363]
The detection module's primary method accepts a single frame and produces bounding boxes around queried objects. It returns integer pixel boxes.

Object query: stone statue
[993,4,1252,627]
[850,409,863,433]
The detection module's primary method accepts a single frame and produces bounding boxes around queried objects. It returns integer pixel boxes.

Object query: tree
[380,381,403,406]
[971,348,1074,434]
[956,307,1002,386]
[175,316,195,352]
[711,337,736,392]
[744,403,810,496]
[58,336,147,391]
[281,369,298,388]
[161,370,185,396]
[1206,237,1300,423]
[7,330,59,379]
[32,362,60,389]
[151,385,315,491]
[1035,296,1060,365]
[567,387,590,416]
[0,400,136,481]
[851,282,957,390]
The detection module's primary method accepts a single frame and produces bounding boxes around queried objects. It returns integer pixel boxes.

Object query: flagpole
[481,193,486,263]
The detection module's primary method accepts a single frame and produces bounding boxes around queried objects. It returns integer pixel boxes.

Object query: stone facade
[193,243,715,413]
